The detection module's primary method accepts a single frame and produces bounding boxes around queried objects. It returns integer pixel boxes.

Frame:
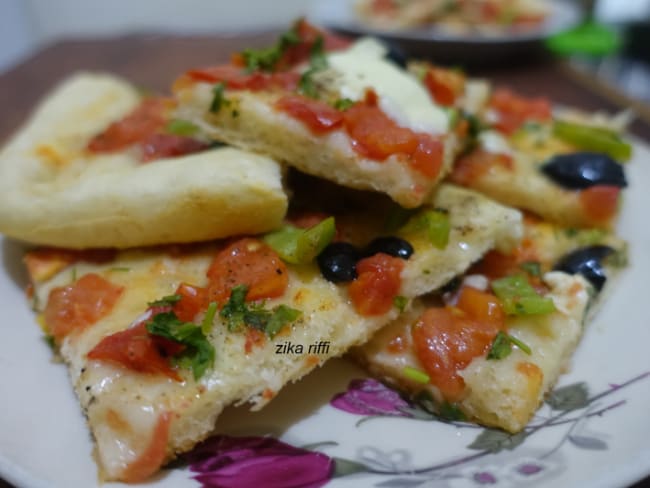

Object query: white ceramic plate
[1,141,649,488]
[308,0,581,43]
[308,0,581,64]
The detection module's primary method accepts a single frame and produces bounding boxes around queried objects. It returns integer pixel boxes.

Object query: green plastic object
[547,20,621,57]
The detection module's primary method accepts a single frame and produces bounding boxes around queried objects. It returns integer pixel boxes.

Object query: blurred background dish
[308,0,581,64]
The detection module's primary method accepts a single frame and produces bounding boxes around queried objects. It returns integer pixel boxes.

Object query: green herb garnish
[333,98,355,111]
[148,294,182,308]
[241,24,301,72]
[210,82,227,113]
[220,285,302,337]
[146,311,215,380]
[298,36,328,99]
[201,302,218,335]
[519,261,541,277]
[491,275,556,316]
[487,331,532,360]
[393,295,408,313]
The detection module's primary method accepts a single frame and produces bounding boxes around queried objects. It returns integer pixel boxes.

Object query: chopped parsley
[201,301,218,335]
[519,261,541,277]
[210,82,227,113]
[148,294,182,307]
[487,331,532,360]
[220,285,302,338]
[393,295,408,313]
[298,35,328,99]
[146,311,215,380]
[241,24,301,72]
[333,98,355,111]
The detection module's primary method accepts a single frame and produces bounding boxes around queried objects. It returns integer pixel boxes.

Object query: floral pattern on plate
[187,372,649,487]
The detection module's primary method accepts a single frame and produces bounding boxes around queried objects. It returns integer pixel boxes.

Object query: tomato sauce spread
[44,273,124,343]
[412,286,505,401]
[423,67,466,107]
[488,88,551,135]
[87,97,207,162]
[449,148,514,186]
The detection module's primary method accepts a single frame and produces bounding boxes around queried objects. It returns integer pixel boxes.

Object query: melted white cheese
[326,38,449,134]
[479,130,514,156]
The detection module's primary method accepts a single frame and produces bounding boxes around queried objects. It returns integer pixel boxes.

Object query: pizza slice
[355,215,628,433]
[0,73,287,249]
[26,183,521,482]
[408,63,632,229]
[173,19,459,208]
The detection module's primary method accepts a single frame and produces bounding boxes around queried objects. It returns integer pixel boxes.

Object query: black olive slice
[364,236,414,260]
[541,152,627,190]
[317,242,362,283]
[553,245,615,291]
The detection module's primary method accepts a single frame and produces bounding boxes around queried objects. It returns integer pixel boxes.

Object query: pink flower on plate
[330,378,411,416]
[187,435,334,488]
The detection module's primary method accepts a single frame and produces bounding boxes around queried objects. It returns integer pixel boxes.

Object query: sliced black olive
[317,242,361,283]
[383,42,408,69]
[553,245,615,291]
[364,236,414,260]
[541,152,627,190]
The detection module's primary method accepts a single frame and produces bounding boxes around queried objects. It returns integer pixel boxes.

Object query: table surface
[0,32,648,488]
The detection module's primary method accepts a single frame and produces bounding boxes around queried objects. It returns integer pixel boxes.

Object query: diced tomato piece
[206,238,289,304]
[349,253,404,316]
[275,95,343,134]
[172,283,208,322]
[44,273,124,342]
[87,322,183,381]
[344,103,418,160]
[489,88,552,135]
[120,412,172,483]
[423,67,466,107]
[140,134,209,162]
[87,98,170,153]
[456,286,505,328]
[579,185,620,225]
[410,135,445,178]
[449,148,513,186]
[412,306,501,401]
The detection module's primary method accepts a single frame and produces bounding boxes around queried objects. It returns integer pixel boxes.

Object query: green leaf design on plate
[546,382,589,411]
[467,429,527,452]
[332,457,368,478]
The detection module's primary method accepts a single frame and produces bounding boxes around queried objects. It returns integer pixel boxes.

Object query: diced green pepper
[166,119,199,137]
[403,366,430,384]
[402,209,450,250]
[491,275,556,315]
[553,120,632,162]
[264,217,336,264]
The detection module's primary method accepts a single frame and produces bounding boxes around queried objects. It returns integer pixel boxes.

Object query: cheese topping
[326,38,449,135]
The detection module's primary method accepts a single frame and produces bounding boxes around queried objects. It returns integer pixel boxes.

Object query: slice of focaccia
[173,20,458,208]
[355,216,628,433]
[0,73,287,249]
[27,184,521,482]
[407,63,632,229]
